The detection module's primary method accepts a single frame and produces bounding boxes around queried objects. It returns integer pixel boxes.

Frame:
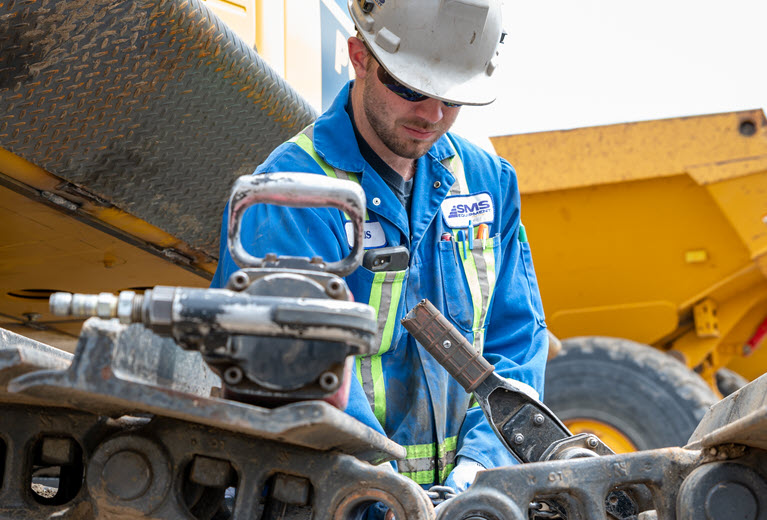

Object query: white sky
[453,0,767,139]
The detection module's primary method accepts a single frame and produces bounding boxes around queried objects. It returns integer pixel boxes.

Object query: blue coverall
[211,81,548,488]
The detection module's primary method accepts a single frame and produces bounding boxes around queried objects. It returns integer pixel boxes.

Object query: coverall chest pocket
[438,235,500,336]
[520,242,546,326]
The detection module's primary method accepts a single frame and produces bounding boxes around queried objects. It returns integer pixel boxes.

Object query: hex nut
[97,292,118,318]
[117,291,137,324]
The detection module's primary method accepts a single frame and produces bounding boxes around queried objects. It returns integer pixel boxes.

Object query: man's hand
[444,456,485,493]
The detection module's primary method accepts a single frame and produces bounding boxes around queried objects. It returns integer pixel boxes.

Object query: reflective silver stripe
[398,449,457,473]
[357,270,406,426]
[372,271,401,352]
[358,355,376,412]
[470,240,493,353]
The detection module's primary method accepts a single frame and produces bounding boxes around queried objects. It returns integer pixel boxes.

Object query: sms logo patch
[441,192,494,228]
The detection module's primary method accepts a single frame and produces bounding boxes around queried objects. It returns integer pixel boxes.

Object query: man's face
[361,58,460,160]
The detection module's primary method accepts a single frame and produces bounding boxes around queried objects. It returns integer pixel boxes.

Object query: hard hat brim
[372,46,498,106]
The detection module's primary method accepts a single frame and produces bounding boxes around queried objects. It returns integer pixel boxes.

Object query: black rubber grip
[401,300,494,392]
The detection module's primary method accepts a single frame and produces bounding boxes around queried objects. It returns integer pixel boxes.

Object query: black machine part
[402,300,767,520]
[49,172,378,405]
[401,299,613,464]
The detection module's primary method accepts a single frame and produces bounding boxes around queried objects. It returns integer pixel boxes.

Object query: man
[212,0,548,501]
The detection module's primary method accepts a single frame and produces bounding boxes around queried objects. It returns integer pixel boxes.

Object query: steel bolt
[533,414,545,426]
[319,371,340,391]
[587,436,599,448]
[230,272,249,290]
[223,366,244,385]
[513,433,525,445]
[326,279,345,299]
[442,340,452,349]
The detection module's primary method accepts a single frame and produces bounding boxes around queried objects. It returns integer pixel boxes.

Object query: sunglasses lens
[377,66,426,101]
[376,62,461,107]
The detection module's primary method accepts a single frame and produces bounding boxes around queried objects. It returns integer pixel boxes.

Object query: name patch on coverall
[345,221,387,248]
[441,192,494,229]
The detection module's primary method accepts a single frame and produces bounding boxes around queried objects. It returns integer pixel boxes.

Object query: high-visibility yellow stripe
[290,127,370,219]
[403,436,458,459]
[371,355,386,426]
[400,436,458,484]
[290,133,338,178]
[400,464,456,485]
[379,270,405,355]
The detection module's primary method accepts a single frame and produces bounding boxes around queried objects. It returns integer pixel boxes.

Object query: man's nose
[414,97,444,124]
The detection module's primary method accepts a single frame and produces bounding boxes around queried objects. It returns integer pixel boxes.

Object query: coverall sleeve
[453,157,549,471]
[210,144,388,439]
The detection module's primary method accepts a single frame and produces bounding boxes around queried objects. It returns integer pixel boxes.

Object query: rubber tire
[544,336,720,450]
[715,368,749,397]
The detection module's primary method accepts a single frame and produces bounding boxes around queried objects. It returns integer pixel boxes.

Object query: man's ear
[348,36,370,79]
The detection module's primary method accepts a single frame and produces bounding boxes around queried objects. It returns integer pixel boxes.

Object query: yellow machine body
[491,110,767,386]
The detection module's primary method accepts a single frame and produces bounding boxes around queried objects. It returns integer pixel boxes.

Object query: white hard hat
[348,0,505,106]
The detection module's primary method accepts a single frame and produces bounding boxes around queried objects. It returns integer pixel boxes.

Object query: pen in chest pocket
[477,223,489,249]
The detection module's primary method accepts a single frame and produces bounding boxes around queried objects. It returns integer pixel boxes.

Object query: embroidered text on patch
[441,192,494,229]
[345,221,387,248]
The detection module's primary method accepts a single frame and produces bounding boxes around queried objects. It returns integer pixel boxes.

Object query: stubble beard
[362,78,446,160]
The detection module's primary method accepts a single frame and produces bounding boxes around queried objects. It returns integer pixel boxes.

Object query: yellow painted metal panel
[548,301,678,346]
[202,0,256,48]
[671,290,767,374]
[495,110,767,379]
[0,147,216,275]
[255,0,286,78]
[727,327,767,381]
[524,174,752,326]
[0,184,208,352]
[492,110,767,194]
[284,0,323,111]
[705,171,767,260]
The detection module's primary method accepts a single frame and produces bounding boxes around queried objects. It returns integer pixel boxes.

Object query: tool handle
[401,300,494,392]
[228,172,366,277]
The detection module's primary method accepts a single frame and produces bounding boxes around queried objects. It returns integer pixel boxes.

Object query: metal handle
[228,172,366,277]
[401,299,494,392]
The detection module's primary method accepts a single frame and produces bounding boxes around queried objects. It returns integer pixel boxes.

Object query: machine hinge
[694,298,720,338]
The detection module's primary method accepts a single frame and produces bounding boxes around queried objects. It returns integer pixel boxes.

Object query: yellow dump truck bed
[491,109,767,382]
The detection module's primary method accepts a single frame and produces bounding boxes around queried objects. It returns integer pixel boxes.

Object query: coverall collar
[312,81,459,244]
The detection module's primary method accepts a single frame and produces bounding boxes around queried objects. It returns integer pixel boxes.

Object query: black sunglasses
[375,62,461,108]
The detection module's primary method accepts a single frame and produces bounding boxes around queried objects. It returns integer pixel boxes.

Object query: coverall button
[433,181,441,189]
[372,197,381,206]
